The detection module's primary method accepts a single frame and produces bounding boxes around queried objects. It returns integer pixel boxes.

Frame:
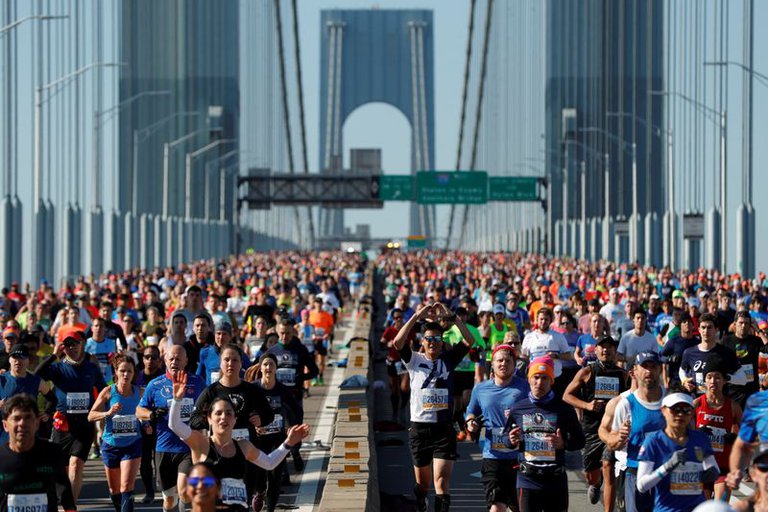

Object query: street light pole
[162,131,200,218]
[185,139,235,221]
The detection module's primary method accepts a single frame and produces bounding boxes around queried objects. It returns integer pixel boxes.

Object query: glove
[662,448,688,472]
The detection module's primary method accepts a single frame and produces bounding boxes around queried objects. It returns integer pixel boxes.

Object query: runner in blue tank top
[88,354,142,512]
[727,388,768,490]
[606,352,666,512]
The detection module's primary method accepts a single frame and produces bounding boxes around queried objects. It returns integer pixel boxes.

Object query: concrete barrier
[317,265,379,512]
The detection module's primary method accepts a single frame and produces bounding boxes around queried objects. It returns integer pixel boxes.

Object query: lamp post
[704,60,764,277]
[32,61,123,284]
[0,14,67,287]
[88,90,170,274]
[650,90,727,271]
[578,127,638,263]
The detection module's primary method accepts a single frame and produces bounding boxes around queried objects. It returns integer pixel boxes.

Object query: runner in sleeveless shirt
[727,388,768,491]
[564,335,628,506]
[694,359,743,501]
[88,354,143,512]
[167,371,309,512]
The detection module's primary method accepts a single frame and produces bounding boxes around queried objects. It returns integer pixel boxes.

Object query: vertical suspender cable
[323,24,336,171]
[446,0,476,247]
[416,24,432,237]
[408,23,426,237]
[458,0,494,248]
[273,0,302,246]
[290,0,315,248]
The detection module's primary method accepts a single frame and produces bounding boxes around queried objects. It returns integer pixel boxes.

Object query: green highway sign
[379,175,415,201]
[416,171,488,204]
[488,177,539,201]
[407,235,427,248]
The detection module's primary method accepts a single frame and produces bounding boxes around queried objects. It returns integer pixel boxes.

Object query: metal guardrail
[317,265,379,511]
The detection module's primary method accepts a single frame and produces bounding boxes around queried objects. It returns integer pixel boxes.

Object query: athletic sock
[110,493,121,512]
[121,491,134,512]
[435,494,451,512]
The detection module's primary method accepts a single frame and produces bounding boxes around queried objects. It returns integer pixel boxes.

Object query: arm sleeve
[169,398,192,441]
[252,443,290,470]
[636,460,664,493]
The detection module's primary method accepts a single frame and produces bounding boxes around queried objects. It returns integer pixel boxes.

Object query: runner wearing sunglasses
[185,462,221,512]
[392,301,477,512]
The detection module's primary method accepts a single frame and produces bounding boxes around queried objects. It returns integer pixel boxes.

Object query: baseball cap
[250,287,265,296]
[528,356,555,381]
[9,344,29,358]
[672,290,685,299]
[492,304,505,316]
[649,294,661,300]
[758,320,768,332]
[214,321,233,334]
[62,331,85,346]
[662,392,695,409]
[596,335,618,347]
[2,326,19,340]
[634,351,660,366]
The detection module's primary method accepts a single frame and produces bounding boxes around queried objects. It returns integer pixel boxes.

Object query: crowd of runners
[377,251,768,512]
[2,249,768,512]
[0,252,364,512]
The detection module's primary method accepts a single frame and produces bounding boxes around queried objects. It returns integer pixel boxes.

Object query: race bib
[395,361,408,376]
[276,368,296,386]
[210,371,220,384]
[228,428,247,441]
[421,388,449,411]
[705,426,726,453]
[523,433,555,461]
[670,462,703,495]
[168,398,194,422]
[742,364,754,384]
[490,427,513,453]
[220,478,248,507]
[263,414,284,435]
[111,414,138,437]
[66,392,90,414]
[595,376,620,400]
[8,494,47,512]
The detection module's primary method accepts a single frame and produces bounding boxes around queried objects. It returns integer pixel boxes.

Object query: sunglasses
[63,342,79,348]
[755,461,768,473]
[187,476,217,488]
[143,354,159,360]
[669,406,693,416]
[423,335,442,343]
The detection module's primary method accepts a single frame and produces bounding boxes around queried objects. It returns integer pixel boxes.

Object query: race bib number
[112,414,138,437]
[523,433,555,461]
[263,414,284,435]
[8,494,47,512]
[421,388,449,411]
[220,478,248,507]
[595,376,620,400]
[490,427,513,453]
[276,368,296,386]
[168,398,194,422]
[670,462,703,495]
[742,364,754,383]
[705,426,726,453]
[232,428,250,441]
[395,361,408,376]
[210,371,220,384]
[66,392,90,414]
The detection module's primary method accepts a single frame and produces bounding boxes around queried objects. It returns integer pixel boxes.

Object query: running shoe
[588,484,601,504]
[251,492,266,512]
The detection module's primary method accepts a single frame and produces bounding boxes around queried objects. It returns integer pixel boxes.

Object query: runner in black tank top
[202,438,248,511]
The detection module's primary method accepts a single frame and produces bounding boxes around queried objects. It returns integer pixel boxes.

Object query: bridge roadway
[77,324,353,512]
